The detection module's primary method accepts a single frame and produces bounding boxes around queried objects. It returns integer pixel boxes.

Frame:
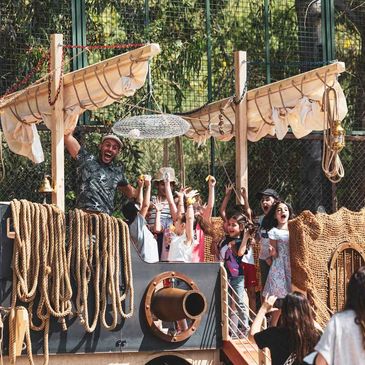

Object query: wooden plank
[234,51,248,203]
[223,339,261,365]
[50,34,65,210]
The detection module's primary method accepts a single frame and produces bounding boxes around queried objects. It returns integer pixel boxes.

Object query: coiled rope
[68,209,134,332]
[8,200,134,364]
[9,199,72,365]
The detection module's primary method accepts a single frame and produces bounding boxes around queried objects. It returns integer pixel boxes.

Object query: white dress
[315,310,365,365]
[262,227,291,298]
[168,232,198,263]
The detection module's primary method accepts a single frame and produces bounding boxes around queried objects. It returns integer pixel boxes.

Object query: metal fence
[1,0,365,215]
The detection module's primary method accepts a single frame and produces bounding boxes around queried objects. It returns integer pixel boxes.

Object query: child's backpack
[224,246,240,278]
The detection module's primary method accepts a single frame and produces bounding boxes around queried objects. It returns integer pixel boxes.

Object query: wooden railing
[220,264,270,365]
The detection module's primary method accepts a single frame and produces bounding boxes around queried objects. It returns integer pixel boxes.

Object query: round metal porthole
[144,271,207,342]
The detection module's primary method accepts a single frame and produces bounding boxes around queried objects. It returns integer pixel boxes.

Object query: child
[147,167,177,259]
[213,183,234,261]
[224,213,252,338]
[191,175,216,262]
[261,200,293,326]
[255,189,280,296]
[122,175,159,263]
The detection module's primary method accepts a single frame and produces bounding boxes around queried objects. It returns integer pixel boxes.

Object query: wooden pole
[234,51,248,204]
[50,34,65,210]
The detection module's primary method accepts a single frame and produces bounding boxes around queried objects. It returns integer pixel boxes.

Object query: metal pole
[264,0,271,84]
[71,0,88,124]
[205,0,216,213]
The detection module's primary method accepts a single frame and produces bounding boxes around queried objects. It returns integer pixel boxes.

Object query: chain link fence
[1,0,365,216]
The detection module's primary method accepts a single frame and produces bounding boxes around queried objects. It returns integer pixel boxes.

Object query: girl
[261,200,293,326]
[315,266,365,365]
[191,175,216,262]
[255,189,280,298]
[224,213,252,337]
[249,292,320,365]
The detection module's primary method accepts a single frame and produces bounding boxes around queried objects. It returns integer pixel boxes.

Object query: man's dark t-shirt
[75,148,129,215]
[254,327,301,365]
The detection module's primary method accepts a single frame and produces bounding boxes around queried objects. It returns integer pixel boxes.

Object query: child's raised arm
[164,173,178,221]
[175,188,186,219]
[136,176,144,205]
[240,187,253,222]
[140,175,152,218]
[202,176,216,220]
[219,183,234,221]
[152,197,163,233]
[185,192,197,245]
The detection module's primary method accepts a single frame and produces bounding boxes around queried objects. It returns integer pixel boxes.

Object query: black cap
[256,188,280,200]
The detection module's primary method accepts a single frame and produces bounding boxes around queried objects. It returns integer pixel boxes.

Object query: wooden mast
[234,51,248,203]
[50,34,65,210]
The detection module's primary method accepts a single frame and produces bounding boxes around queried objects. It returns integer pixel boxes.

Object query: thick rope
[8,200,134,364]
[69,209,134,333]
[9,199,72,365]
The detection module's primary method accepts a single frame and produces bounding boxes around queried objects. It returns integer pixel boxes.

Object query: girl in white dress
[262,201,293,326]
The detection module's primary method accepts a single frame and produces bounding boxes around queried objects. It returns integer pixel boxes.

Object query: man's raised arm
[64,131,81,159]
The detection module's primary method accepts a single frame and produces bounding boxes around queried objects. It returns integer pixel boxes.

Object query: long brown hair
[345,266,365,349]
[279,292,319,362]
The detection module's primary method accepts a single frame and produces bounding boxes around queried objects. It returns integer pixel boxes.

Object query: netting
[1,0,365,216]
[289,208,365,326]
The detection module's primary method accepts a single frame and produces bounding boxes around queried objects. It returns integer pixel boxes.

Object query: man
[64,131,136,215]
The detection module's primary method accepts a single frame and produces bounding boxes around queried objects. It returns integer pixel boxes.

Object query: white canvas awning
[182,62,347,144]
[0,43,161,163]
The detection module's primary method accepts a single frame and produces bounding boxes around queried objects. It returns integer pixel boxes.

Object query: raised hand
[144,174,152,187]
[152,197,163,212]
[262,294,278,312]
[225,183,234,196]
[208,175,216,187]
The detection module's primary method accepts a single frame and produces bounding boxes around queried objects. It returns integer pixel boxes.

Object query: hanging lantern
[331,120,345,151]
[113,114,190,140]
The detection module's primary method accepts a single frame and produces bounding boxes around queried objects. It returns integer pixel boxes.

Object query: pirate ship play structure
[0,35,364,365]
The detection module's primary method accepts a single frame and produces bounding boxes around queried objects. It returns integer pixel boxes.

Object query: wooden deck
[223,338,271,365]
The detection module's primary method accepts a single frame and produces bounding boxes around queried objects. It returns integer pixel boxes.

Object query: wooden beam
[234,51,248,204]
[50,34,65,210]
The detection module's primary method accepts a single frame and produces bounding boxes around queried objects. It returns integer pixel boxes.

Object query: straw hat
[153,167,177,183]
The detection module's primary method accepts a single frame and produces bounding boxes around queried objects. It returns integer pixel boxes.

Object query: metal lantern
[331,120,346,151]
[112,114,190,140]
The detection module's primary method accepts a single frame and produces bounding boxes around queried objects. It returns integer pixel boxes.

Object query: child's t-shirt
[129,213,159,263]
[168,232,198,262]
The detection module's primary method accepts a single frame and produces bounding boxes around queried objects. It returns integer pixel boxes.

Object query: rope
[9,199,72,365]
[8,201,134,364]
[321,74,345,183]
[69,209,134,333]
